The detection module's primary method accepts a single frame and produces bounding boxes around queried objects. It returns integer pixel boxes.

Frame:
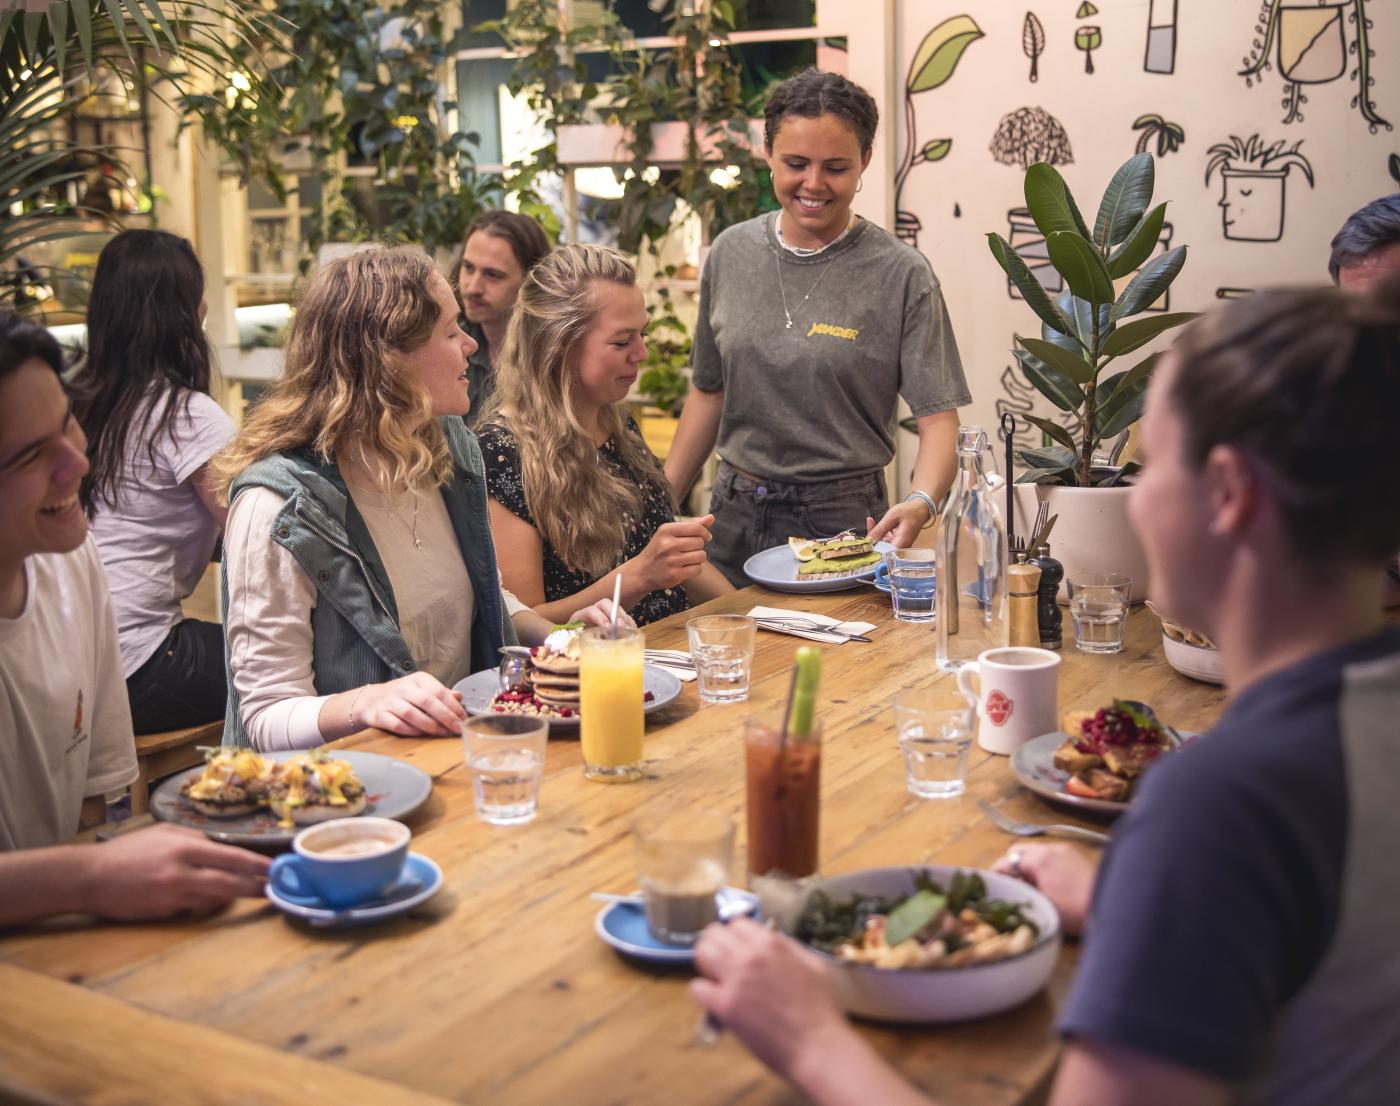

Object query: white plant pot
[1013,483,1149,603]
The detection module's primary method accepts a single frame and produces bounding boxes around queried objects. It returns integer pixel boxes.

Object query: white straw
[609,572,623,637]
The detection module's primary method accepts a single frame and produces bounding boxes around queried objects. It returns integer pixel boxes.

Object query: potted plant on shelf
[986,152,1196,600]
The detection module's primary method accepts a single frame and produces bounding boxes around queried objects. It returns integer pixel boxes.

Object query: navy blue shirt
[1061,628,1400,1082]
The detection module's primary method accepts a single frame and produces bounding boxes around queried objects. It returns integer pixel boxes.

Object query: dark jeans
[126,618,227,735]
[707,461,889,588]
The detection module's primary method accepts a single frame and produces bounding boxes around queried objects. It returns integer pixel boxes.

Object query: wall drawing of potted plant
[1205,134,1315,242]
[1240,0,1391,132]
[894,14,984,247]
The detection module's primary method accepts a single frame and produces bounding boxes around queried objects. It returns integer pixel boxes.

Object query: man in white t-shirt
[0,313,268,925]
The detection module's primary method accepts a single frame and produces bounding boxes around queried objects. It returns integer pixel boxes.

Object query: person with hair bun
[213,246,628,751]
[665,68,971,585]
[691,282,1400,1106]
[456,210,553,415]
[478,243,733,626]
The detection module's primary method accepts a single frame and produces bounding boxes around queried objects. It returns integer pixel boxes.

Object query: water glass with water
[1067,573,1132,655]
[463,714,549,825]
[686,615,757,703]
[892,688,975,799]
[885,547,937,623]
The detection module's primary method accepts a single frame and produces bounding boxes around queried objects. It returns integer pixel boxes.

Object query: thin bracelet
[346,687,366,735]
[904,490,938,521]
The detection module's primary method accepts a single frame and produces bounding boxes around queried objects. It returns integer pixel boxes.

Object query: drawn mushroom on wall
[894,14,984,247]
[1205,134,1315,242]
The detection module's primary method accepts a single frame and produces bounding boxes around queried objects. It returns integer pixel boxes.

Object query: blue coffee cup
[270,817,410,910]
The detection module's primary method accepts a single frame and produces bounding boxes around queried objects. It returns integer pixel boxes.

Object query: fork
[977,799,1111,845]
[645,649,696,667]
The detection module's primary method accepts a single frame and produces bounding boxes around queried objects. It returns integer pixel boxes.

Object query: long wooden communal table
[0,587,1226,1106]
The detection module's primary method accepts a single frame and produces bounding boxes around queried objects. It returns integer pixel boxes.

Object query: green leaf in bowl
[885,889,947,947]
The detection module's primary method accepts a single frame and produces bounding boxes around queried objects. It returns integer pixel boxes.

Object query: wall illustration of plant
[991,107,1073,170]
[1205,134,1315,243]
[894,14,984,247]
[1240,0,1391,132]
[1023,13,1046,82]
[1076,2,1099,17]
[1133,114,1185,157]
[1390,153,1400,185]
[1075,24,1103,74]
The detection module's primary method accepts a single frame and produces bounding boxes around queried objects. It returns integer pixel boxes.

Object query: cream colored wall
[893,0,1398,460]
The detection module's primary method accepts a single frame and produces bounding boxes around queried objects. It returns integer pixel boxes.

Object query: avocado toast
[795,531,882,578]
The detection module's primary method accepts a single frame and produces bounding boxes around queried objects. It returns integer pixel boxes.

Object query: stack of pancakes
[528,645,581,713]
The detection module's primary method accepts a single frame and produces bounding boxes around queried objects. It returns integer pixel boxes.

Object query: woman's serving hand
[354,672,466,737]
[866,500,932,549]
[629,514,715,592]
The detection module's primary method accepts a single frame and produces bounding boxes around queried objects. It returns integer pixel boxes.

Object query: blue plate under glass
[265,852,443,928]
[595,887,759,965]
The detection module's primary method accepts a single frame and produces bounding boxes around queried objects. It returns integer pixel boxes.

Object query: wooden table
[0,588,1226,1106]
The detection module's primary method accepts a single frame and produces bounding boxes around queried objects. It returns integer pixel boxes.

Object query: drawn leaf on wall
[906,14,985,95]
[1022,12,1046,83]
[921,139,952,162]
[1389,153,1400,185]
[1076,1,1098,17]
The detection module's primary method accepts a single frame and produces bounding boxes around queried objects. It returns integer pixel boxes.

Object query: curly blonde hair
[212,246,453,500]
[479,244,665,578]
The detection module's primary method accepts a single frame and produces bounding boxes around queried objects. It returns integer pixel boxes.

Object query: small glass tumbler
[892,687,975,799]
[686,615,757,704]
[885,547,937,623]
[634,809,734,945]
[1067,573,1132,655]
[463,714,549,825]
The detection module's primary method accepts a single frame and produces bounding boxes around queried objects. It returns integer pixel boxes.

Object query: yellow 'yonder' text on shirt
[806,322,860,341]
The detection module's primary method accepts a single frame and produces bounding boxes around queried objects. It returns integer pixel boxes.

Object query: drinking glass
[686,615,757,703]
[892,688,975,799]
[634,809,734,945]
[1067,573,1132,655]
[463,714,549,825]
[744,713,822,882]
[579,625,645,782]
[885,547,937,623]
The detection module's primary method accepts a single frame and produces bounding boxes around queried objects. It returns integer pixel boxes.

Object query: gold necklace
[391,492,423,551]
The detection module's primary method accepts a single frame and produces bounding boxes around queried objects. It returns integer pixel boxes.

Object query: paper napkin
[747,606,877,645]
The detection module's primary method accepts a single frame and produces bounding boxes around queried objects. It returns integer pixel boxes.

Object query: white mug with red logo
[955,647,1062,755]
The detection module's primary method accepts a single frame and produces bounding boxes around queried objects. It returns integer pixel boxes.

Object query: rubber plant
[986,153,1197,487]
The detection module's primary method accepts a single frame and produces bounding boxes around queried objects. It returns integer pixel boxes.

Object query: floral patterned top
[478,417,691,627]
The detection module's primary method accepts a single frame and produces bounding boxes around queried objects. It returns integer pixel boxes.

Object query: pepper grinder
[1031,542,1064,650]
[1008,560,1042,648]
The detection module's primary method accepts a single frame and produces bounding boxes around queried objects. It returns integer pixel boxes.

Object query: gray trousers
[707,461,889,588]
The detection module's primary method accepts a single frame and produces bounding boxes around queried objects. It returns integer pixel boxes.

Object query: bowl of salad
[793,866,1060,1023]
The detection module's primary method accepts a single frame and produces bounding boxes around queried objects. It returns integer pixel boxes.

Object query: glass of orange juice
[579,625,645,782]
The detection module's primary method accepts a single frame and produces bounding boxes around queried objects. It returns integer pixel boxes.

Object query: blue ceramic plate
[151,750,434,848]
[265,852,443,928]
[453,663,682,731]
[595,887,759,964]
[1011,728,1200,816]
[744,541,895,594]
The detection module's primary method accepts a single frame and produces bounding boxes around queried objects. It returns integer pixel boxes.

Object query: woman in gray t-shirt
[664,69,971,585]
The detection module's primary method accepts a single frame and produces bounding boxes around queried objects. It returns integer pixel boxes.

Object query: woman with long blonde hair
[214,245,625,750]
[478,244,732,625]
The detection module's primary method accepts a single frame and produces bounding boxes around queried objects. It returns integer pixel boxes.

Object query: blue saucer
[265,852,443,928]
[594,887,759,964]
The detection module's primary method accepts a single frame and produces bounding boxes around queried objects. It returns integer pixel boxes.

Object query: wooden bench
[130,721,223,815]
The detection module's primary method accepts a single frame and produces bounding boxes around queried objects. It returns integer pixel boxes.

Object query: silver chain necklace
[773,212,852,329]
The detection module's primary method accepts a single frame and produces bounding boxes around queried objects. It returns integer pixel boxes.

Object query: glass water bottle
[936,426,1009,671]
